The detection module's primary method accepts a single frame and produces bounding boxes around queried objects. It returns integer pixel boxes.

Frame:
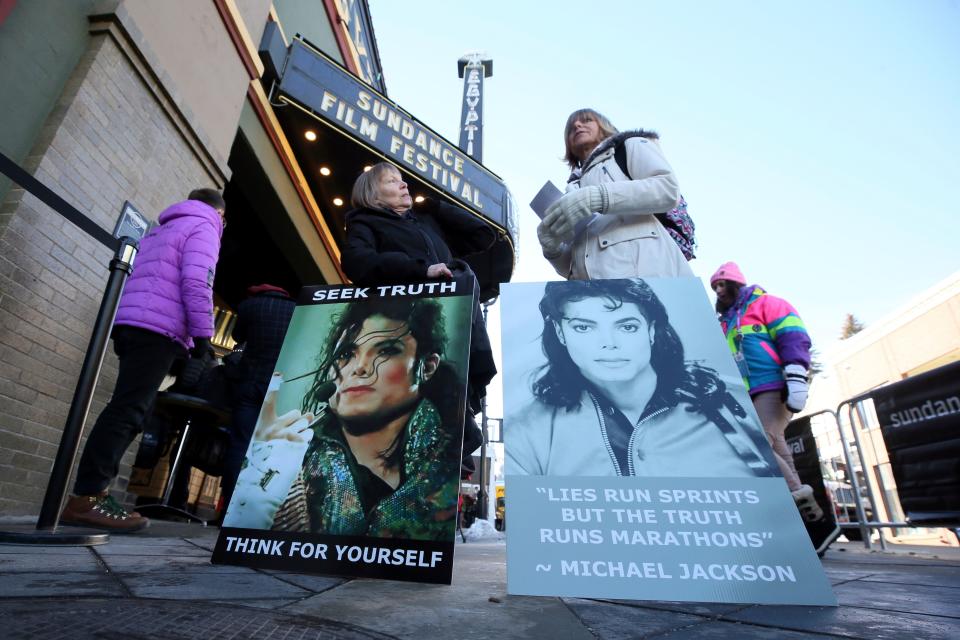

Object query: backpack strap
[612,140,679,236]
[613,141,631,180]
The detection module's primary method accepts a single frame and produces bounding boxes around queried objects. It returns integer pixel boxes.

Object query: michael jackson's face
[557,298,654,386]
[328,315,424,422]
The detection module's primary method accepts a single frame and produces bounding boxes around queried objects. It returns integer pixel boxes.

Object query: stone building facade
[0,0,513,517]
[0,0,344,515]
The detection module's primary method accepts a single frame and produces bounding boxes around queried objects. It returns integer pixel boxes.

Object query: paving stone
[136,522,220,539]
[93,540,211,557]
[285,542,595,640]
[0,599,396,640]
[825,550,960,568]
[0,551,101,572]
[823,568,879,584]
[0,543,95,555]
[833,580,960,618]
[101,553,252,574]
[209,598,304,610]
[657,620,837,638]
[0,571,122,597]
[563,598,708,639]
[120,570,312,600]
[184,535,217,551]
[858,568,960,589]
[595,597,746,616]
[0,537,958,640]
[727,603,960,639]
[291,586,594,640]
[261,571,348,592]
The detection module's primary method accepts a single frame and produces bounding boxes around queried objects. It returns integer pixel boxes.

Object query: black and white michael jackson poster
[213,279,474,584]
[502,278,835,605]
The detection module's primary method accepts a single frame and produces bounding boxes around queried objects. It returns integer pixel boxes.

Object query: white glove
[541,185,607,241]
[222,439,309,528]
[783,364,809,413]
[537,218,565,258]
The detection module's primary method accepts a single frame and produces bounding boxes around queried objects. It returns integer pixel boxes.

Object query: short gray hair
[350,162,399,209]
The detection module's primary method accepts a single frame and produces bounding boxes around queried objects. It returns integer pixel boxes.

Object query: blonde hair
[563,108,619,169]
[350,162,400,209]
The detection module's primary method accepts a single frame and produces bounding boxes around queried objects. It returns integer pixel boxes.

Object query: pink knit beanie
[710,261,747,286]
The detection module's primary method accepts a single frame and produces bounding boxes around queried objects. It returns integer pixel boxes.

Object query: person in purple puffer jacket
[60,189,226,532]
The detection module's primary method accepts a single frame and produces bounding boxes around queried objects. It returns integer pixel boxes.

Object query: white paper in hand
[529,181,563,219]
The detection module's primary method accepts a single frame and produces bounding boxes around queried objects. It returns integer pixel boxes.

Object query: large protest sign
[502,278,835,605]
[213,279,475,584]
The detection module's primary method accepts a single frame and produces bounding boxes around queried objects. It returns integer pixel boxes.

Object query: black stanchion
[40,239,138,528]
[0,239,137,545]
[476,301,491,521]
[0,152,142,545]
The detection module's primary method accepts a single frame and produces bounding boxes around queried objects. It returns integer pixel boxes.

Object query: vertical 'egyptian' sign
[458,56,490,162]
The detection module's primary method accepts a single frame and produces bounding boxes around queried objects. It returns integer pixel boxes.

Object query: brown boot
[60,492,150,532]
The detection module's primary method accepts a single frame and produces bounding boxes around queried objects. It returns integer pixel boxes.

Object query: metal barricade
[802,404,927,551]
[799,410,869,548]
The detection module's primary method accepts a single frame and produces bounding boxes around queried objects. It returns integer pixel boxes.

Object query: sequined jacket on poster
[113,199,223,349]
[718,285,812,396]
[224,399,460,540]
[287,399,459,539]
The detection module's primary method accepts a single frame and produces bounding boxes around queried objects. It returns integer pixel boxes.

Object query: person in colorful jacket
[537,108,691,279]
[60,189,226,532]
[223,297,462,541]
[710,261,822,521]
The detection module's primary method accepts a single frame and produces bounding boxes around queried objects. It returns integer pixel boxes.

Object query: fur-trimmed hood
[570,129,660,181]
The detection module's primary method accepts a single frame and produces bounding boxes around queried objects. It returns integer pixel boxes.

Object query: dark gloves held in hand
[178,358,206,390]
[190,337,214,359]
[179,337,215,391]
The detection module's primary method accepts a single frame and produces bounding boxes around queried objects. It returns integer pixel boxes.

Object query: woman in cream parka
[538,108,692,280]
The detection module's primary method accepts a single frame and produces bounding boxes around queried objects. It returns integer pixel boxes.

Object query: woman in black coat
[342,162,497,284]
[341,162,498,470]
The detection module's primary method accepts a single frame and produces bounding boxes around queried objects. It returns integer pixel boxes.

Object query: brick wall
[0,26,226,514]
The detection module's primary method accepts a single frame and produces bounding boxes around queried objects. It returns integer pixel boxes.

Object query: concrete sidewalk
[0,521,958,639]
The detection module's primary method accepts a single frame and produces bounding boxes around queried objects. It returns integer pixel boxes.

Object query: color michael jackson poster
[502,278,835,605]
[213,278,475,584]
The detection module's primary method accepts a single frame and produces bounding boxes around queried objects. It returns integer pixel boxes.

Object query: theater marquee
[276,40,508,226]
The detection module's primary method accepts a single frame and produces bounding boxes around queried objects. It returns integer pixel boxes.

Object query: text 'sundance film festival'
[502,278,836,605]
[213,278,475,584]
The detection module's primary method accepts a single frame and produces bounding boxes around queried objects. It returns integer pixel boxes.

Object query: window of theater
[212,296,237,352]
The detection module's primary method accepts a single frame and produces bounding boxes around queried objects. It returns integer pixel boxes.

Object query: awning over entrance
[265,37,517,300]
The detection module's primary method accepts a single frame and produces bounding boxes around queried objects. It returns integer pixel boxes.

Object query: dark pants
[217,376,268,508]
[74,326,185,495]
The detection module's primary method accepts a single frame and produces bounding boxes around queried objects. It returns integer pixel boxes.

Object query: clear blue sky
[369,0,960,363]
